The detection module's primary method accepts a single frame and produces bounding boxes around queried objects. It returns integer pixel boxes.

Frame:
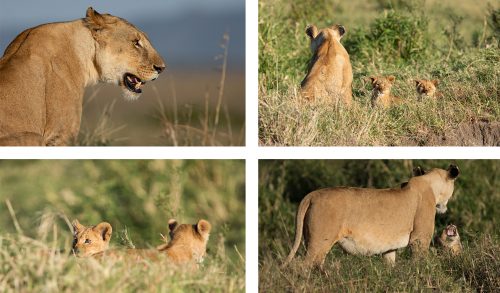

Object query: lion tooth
[127,76,133,82]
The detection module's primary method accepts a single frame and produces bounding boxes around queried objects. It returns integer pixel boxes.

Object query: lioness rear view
[283,164,460,269]
[0,7,165,146]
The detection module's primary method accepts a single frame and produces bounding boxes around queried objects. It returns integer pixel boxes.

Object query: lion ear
[387,75,396,83]
[413,166,425,176]
[369,76,377,84]
[305,25,318,40]
[432,79,439,86]
[415,80,421,86]
[196,219,211,238]
[94,222,112,242]
[447,164,460,179]
[72,219,84,234]
[168,219,178,232]
[85,7,106,31]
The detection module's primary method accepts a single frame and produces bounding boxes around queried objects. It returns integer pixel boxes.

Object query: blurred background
[0,1,245,145]
[0,160,245,263]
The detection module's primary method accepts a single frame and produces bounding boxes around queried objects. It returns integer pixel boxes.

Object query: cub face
[370,75,395,94]
[415,79,439,99]
[306,24,346,53]
[72,219,112,257]
[158,219,212,264]
[438,224,462,255]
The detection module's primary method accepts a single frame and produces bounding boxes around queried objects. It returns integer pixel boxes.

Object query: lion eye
[133,39,143,48]
[84,239,92,244]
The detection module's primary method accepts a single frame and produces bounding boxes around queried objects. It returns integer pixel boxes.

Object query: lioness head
[84,7,166,100]
[415,79,439,99]
[157,219,212,264]
[306,24,346,53]
[428,164,460,213]
[72,219,112,257]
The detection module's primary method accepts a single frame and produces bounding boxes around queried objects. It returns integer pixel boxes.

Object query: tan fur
[156,219,212,265]
[415,79,441,100]
[300,24,353,105]
[369,75,402,108]
[72,220,112,257]
[283,164,460,268]
[0,7,165,146]
[437,224,462,255]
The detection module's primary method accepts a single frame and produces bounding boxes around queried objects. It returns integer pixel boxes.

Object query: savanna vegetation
[259,160,499,291]
[259,0,500,146]
[0,160,245,292]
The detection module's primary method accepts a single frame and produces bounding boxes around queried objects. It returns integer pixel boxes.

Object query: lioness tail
[282,193,313,267]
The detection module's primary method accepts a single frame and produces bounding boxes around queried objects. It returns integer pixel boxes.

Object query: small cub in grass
[369,75,402,108]
[437,224,462,255]
[72,220,112,257]
[300,24,353,105]
[157,219,212,265]
[415,79,441,99]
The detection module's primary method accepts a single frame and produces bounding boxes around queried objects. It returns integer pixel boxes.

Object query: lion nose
[154,64,165,74]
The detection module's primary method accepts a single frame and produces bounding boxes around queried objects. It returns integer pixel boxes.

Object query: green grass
[0,160,245,292]
[259,0,500,146]
[259,160,500,291]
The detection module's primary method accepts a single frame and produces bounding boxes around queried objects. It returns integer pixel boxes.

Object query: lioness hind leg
[0,132,44,146]
[382,250,396,267]
[304,237,340,269]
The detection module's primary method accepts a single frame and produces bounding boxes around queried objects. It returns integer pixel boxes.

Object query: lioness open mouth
[124,73,145,94]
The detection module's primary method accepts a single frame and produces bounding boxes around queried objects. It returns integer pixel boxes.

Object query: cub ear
[369,76,377,84]
[387,75,396,83]
[168,219,178,232]
[447,164,460,179]
[94,222,112,242]
[85,7,106,31]
[305,25,318,40]
[413,166,425,176]
[72,219,84,234]
[415,80,421,86]
[196,219,211,237]
[431,79,439,86]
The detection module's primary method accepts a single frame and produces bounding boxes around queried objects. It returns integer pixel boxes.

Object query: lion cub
[369,75,402,108]
[72,220,112,257]
[301,24,353,105]
[437,224,462,255]
[415,79,441,99]
[157,219,212,264]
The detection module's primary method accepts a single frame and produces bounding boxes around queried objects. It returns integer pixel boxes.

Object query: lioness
[415,79,440,100]
[436,224,462,255]
[300,24,353,105]
[72,220,112,257]
[283,164,460,268]
[369,75,402,108]
[0,7,165,146]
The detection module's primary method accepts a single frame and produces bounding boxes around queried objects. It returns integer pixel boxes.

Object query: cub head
[158,219,211,264]
[84,7,166,100]
[369,75,395,93]
[306,24,346,53]
[415,79,439,98]
[72,219,112,257]
[430,164,460,214]
[441,224,460,242]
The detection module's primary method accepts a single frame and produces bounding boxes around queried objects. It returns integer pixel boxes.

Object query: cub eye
[133,39,143,48]
[84,239,92,244]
